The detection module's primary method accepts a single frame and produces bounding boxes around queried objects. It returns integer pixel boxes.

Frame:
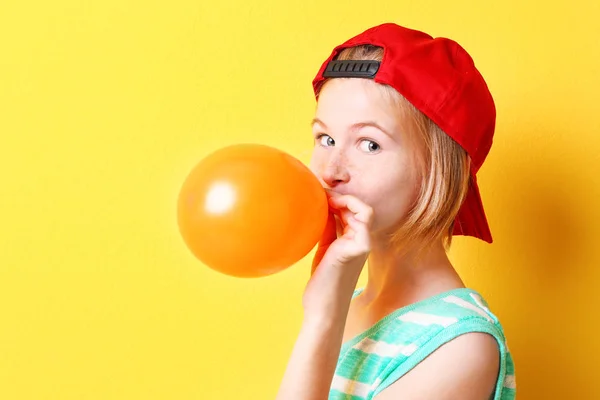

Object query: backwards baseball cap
[312,23,495,243]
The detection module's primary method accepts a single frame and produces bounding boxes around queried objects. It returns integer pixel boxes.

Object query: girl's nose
[321,152,350,188]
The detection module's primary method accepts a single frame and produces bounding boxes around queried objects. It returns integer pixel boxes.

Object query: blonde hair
[316,45,471,258]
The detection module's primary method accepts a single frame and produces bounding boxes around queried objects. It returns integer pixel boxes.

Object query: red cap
[312,23,495,243]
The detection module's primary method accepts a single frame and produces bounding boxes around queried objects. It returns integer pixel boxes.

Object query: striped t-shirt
[330,287,516,399]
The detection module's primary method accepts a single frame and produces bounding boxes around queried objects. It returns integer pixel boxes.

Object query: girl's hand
[302,194,374,319]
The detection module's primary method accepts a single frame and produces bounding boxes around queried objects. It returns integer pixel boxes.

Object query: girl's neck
[359,238,465,309]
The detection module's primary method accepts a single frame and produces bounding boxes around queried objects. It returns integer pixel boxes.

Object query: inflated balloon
[177,144,328,278]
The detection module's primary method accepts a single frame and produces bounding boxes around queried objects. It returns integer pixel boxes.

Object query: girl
[276,23,516,399]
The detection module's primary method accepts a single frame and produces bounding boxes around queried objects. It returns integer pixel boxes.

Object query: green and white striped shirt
[330,288,516,399]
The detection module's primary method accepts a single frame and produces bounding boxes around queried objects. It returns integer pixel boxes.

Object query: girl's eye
[317,134,335,147]
[359,139,381,153]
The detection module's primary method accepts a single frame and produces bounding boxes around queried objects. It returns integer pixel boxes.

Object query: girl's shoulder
[350,287,509,345]
[353,287,500,322]
[343,287,516,399]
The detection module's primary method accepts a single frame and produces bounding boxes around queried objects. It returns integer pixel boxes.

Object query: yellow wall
[1,0,599,398]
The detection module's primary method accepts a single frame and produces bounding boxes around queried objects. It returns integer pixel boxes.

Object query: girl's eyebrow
[311,118,327,128]
[311,118,394,139]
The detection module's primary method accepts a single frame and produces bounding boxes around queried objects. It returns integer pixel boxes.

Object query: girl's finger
[329,195,374,226]
[328,198,354,228]
[344,216,371,252]
[339,208,353,226]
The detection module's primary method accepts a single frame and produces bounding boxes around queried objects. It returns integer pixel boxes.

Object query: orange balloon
[177,144,328,278]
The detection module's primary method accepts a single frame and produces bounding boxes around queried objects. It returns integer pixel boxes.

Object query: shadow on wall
[486,115,599,399]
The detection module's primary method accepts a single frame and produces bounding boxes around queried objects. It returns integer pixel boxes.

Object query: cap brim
[452,174,493,243]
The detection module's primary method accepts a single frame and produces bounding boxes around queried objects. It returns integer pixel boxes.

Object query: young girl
[276,23,516,399]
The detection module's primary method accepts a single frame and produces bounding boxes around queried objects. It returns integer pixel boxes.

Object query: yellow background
[1,0,599,398]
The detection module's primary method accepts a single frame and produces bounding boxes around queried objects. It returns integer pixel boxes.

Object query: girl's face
[309,78,424,236]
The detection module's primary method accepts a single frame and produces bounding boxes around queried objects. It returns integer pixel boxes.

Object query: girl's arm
[275,278,357,400]
[275,195,373,400]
